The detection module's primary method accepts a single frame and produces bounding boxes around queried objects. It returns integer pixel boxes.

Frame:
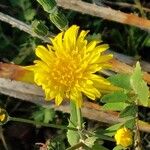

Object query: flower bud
[0,108,9,125]
[37,0,57,13]
[115,127,133,148]
[32,20,49,36]
[49,11,68,31]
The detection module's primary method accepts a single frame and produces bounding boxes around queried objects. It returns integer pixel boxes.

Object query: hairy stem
[10,117,77,131]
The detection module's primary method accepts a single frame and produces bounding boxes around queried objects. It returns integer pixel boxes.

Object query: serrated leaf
[103,102,129,111]
[120,105,137,118]
[85,136,97,148]
[32,107,55,123]
[108,74,131,90]
[130,62,149,106]
[101,91,129,103]
[67,101,80,146]
[43,108,55,123]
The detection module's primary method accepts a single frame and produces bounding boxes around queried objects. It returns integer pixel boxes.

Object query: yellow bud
[0,108,9,125]
[115,127,133,148]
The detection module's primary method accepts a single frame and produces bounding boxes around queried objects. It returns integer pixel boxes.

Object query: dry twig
[56,0,150,32]
[0,77,149,133]
[104,1,150,13]
[0,12,50,43]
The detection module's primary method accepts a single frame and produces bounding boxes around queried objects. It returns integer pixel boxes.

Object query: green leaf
[32,107,55,123]
[93,144,109,150]
[108,74,131,90]
[13,47,33,64]
[106,123,124,132]
[85,136,97,148]
[120,105,137,118]
[24,9,36,21]
[86,33,101,42]
[43,108,55,123]
[113,145,125,150]
[104,123,124,136]
[124,118,135,130]
[130,62,149,106]
[67,101,80,146]
[103,102,129,111]
[101,91,129,103]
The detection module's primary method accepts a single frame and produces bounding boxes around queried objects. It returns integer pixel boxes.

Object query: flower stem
[76,105,84,144]
[76,106,82,131]
[9,117,77,131]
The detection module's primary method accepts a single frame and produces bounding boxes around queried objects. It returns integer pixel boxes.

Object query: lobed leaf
[130,62,149,106]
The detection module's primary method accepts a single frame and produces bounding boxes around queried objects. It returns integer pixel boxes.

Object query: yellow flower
[26,25,113,107]
[115,127,133,147]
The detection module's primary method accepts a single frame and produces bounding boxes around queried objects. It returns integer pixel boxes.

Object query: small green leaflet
[124,118,135,130]
[103,102,129,111]
[101,91,129,103]
[108,74,131,90]
[106,122,124,132]
[113,145,125,150]
[105,123,124,136]
[119,105,137,118]
[130,62,149,106]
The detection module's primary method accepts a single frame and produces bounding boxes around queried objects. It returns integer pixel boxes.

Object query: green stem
[9,117,77,131]
[76,105,82,131]
[76,104,84,143]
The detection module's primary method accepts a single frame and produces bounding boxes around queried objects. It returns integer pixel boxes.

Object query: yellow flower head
[115,127,133,148]
[26,25,113,107]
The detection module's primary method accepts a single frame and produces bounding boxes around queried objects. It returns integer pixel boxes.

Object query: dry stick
[0,77,150,133]
[0,11,150,73]
[0,11,150,132]
[0,12,50,43]
[103,1,150,13]
[56,0,150,32]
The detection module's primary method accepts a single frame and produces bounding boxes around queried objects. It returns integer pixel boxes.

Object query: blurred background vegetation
[0,0,150,149]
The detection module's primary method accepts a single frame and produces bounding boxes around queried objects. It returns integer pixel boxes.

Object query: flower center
[51,57,79,89]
